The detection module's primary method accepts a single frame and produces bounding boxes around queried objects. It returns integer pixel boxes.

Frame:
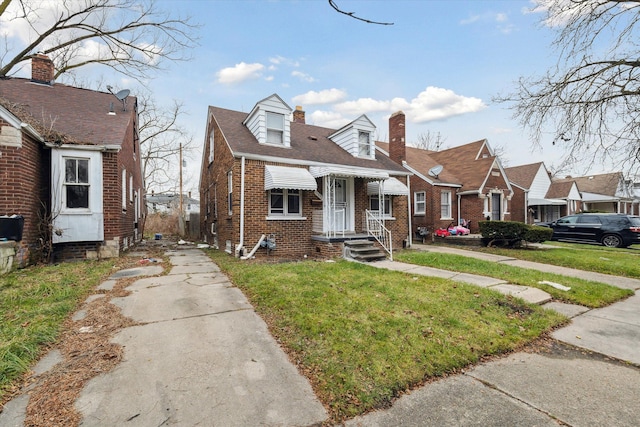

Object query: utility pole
[179,143,183,217]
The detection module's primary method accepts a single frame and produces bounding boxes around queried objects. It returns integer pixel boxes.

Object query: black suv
[541,213,640,248]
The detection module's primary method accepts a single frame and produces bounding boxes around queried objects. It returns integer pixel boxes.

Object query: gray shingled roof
[210,106,407,175]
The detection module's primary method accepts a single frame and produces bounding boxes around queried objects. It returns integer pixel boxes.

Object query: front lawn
[207,251,565,421]
[474,242,640,278]
[0,260,116,402]
[395,250,633,308]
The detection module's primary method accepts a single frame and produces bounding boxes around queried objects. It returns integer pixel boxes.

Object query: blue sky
[148,0,575,193]
[4,0,595,193]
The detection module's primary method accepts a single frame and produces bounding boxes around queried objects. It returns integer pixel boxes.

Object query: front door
[491,193,501,220]
[334,178,348,232]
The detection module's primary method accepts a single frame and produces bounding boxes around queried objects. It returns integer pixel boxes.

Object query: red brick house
[199,94,411,260]
[0,54,144,264]
[377,111,513,237]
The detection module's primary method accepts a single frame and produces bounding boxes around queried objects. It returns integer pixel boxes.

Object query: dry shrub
[145,212,179,237]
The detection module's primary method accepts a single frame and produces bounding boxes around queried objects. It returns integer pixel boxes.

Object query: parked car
[538,213,640,248]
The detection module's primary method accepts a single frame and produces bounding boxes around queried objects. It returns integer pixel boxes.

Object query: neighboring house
[555,172,638,214]
[0,54,144,263]
[147,192,200,215]
[377,112,513,236]
[505,162,581,223]
[199,94,411,260]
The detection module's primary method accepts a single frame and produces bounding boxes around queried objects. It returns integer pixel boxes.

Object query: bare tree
[411,130,446,151]
[138,91,195,193]
[498,0,640,174]
[0,0,198,82]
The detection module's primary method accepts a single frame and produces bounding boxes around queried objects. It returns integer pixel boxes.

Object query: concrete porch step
[344,240,387,262]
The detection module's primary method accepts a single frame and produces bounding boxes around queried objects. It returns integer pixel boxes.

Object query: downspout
[524,190,529,224]
[406,172,412,247]
[457,193,461,227]
[235,156,246,257]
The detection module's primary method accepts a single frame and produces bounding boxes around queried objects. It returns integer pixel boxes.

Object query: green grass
[395,250,633,308]
[208,250,565,421]
[474,242,640,278]
[0,260,116,400]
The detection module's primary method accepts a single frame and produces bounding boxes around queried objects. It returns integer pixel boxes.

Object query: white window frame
[369,195,392,218]
[129,175,133,202]
[440,190,452,219]
[268,189,304,219]
[63,157,90,210]
[414,191,426,215]
[227,170,233,216]
[122,168,127,211]
[358,131,371,157]
[266,112,284,145]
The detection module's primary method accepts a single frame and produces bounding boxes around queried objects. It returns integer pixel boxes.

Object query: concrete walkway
[0,247,327,427]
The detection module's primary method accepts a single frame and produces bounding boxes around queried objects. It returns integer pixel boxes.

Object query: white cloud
[292,88,347,105]
[216,62,265,84]
[308,110,351,129]
[291,70,316,82]
[407,86,486,122]
[269,55,300,67]
[325,87,485,123]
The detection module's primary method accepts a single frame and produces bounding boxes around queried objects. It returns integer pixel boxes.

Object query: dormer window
[358,131,371,156]
[266,112,284,145]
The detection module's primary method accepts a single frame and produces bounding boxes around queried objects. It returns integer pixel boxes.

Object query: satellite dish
[428,165,443,178]
[115,89,130,101]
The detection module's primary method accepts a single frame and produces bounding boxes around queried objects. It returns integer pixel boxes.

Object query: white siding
[529,165,551,199]
[328,115,376,159]
[51,148,104,243]
[244,95,292,147]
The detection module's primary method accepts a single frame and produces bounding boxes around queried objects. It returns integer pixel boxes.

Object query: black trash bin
[0,215,24,241]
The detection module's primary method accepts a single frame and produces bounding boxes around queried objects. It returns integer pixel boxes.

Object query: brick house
[199,94,411,260]
[505,162,581,224]
[377,111,513,237]
[0,54,144,264]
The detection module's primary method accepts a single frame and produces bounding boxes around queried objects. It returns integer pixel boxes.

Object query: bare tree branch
[497,0,640,175]
[328,0,393,25]
[0,0,199,83]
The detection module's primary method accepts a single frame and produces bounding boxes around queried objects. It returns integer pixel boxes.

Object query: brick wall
[510,187,526,223]
[0,127,50,263]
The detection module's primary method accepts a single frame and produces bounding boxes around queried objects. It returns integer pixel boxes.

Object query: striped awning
[309,165,389,179]
[264,165,317,191]
[367,177,409,196]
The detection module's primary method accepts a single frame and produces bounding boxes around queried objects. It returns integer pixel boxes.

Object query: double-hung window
[64,158,90,209]
[266,112,284,145]
[358,131,371,156]
[414,191,426,215]
[227,171,233,215]
[269,189,301,217]
[369,195,392,217]
[440,190,451,219]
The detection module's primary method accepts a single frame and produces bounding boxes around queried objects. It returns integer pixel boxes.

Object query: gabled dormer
[329,114,376,160]
[243,94,293,148]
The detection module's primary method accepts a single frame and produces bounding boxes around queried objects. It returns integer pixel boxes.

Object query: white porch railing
[364,210,393,260]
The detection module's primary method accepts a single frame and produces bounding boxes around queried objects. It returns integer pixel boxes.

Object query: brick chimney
[31,53,55,85]
[389,111,406,164]
[293,105,305,124]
